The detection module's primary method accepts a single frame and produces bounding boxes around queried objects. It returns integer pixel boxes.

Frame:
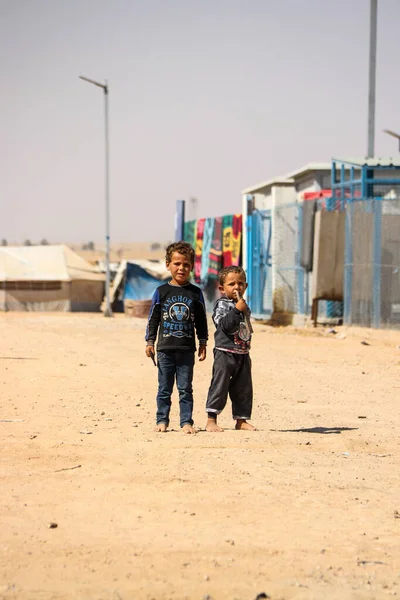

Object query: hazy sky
[2,0,400,245]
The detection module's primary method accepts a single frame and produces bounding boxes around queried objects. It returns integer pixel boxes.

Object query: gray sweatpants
[206,349,253,420]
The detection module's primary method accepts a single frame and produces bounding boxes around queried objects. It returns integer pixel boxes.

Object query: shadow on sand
[274,426,358,435]
[0,357,38,360]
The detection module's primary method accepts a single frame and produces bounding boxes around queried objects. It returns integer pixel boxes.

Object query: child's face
[219,272,247,300]
[167,252,193,285]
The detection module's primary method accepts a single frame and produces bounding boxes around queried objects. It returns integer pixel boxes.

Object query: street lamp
[79,75,113,317]
[383,129,400,152]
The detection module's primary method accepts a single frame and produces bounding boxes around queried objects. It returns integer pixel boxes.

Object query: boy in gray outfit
[205,266,257,432]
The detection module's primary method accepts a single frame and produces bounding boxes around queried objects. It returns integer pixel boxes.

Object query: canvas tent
[0,245,105,312]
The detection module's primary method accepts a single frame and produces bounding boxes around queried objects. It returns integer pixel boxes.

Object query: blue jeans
[156,351,195,427]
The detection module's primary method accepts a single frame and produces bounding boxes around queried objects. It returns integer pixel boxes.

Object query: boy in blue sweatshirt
[145,242,208,434]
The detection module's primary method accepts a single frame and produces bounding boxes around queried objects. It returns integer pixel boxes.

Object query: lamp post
[79,75,113,317]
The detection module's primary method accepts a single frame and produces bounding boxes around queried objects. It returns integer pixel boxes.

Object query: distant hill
[2,242,170,265]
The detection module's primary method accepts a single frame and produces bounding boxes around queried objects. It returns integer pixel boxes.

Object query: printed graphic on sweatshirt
[237,322,251,342]
[232,321,251,350]
[213,297,251,353]
[162,294,194,339]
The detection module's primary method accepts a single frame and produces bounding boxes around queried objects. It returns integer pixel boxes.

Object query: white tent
[0,245,105,312]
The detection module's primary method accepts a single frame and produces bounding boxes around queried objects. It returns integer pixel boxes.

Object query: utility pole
[367,0,378,158]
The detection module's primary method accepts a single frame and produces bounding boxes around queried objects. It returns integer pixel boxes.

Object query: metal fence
[249,197,400,328]
[247,202,305,319]
[345,197,400,328]
[249,208,272,317]
[273,203,305,315]
[249,196,400,328]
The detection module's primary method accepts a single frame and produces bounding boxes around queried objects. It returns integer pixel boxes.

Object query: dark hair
[219,266,247,285]
[165,241,195,266]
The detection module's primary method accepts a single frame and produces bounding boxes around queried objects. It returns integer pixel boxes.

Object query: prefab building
[242,163,332,320]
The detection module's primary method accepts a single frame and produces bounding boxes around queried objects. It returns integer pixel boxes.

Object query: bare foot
[235,419,257,431]
[154,423,167,432]
[205,418,224,432]
[182,424,196,434]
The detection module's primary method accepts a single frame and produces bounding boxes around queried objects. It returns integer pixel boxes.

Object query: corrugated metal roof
[332,157,400,167]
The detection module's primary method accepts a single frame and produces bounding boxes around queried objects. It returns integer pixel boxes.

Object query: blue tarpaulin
[123,262,166,301]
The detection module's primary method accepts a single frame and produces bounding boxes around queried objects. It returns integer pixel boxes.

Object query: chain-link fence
[345,197,400,328]
[273,203,305,315]
[246,202,305,319]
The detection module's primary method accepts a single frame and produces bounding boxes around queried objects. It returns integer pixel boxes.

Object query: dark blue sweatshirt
[145,281,208,352]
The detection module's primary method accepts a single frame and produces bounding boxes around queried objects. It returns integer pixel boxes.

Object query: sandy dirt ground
[1,313,400,600]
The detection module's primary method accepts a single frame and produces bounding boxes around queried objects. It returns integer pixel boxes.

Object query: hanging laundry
[194,218,205,283]
[183,220,197,250]
[200,218,215,285]
[208,216,223,279]
[222,214,242,267]
[231,214,242,267]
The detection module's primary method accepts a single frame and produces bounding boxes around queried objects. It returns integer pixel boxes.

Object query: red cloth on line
[222,214,242,267]
[194,218,205,283]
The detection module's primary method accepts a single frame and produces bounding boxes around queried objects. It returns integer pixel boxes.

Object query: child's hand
[198,344,207,361]
[235,297,247,312]
[145,345,155,358]
[233,290,247,312]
